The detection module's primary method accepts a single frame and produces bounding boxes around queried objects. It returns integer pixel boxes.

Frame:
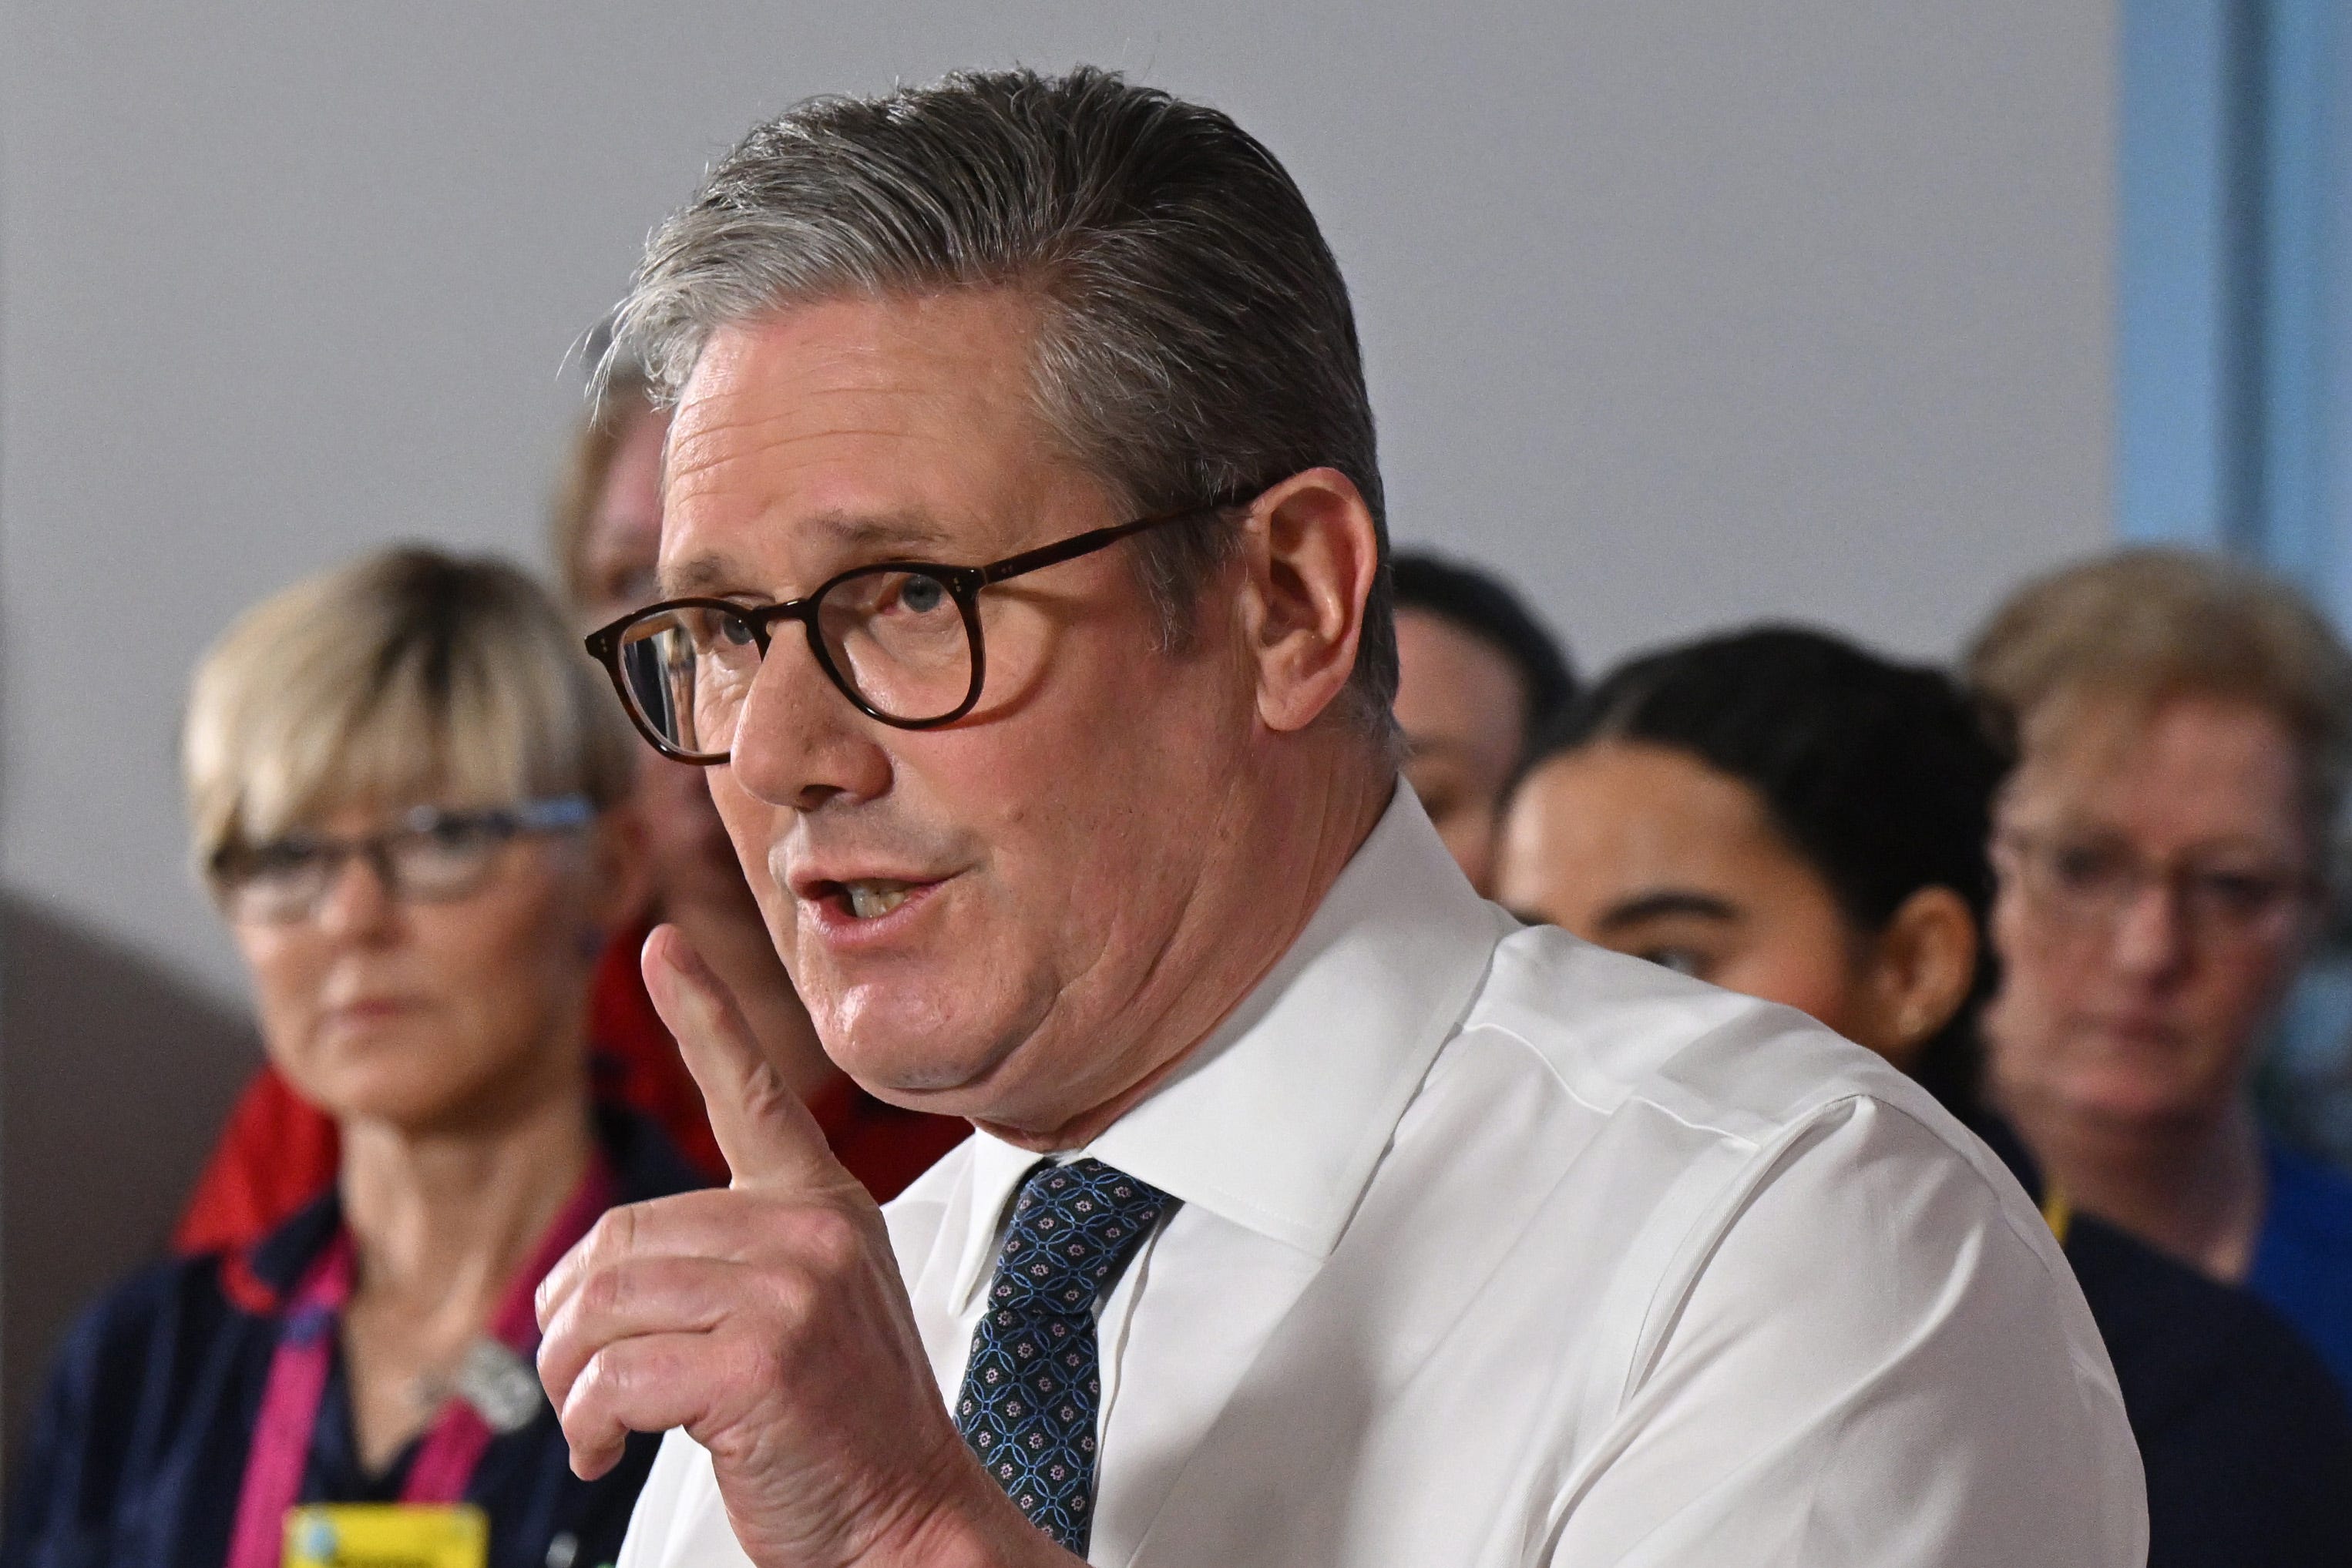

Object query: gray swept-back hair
[605,65,1398,728]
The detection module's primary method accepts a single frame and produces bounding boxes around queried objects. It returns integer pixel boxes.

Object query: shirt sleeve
[1548,1094,2147,1568]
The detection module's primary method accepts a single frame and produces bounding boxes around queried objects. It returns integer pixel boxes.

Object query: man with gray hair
[535,68,2144,1566]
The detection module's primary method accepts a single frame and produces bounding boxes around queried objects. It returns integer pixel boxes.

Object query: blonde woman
[172,355,967,1262]
[1969,550,2352,1398]
[3,548,699,1568]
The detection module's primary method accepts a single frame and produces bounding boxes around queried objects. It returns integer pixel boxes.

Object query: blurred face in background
[1985,693,2322,1134]
[578,405,669,617]
[228,802,625,1132]
[1395,609,1528,895]
[576,405,750,922]
[1500,738,1967,1066]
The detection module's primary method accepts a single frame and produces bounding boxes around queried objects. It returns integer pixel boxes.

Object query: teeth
[844,881,912,920]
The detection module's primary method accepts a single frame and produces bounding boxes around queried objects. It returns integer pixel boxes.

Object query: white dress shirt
[620,789,2146,1566]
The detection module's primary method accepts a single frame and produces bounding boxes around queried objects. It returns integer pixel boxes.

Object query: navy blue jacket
[2,1107,704,1568]
[1971,1115,2352,1568]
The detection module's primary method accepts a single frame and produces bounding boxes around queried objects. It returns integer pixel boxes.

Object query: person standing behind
[1389,551,1574,894]
[172,355,969,1261]
[1968,549,2352,1397]
[1499,625,2352,1568]
[4,549,699,1568]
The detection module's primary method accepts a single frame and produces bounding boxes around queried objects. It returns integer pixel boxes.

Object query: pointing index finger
[641,924,859,1197]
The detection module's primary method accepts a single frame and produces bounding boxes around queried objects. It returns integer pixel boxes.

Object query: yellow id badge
[281,1504,488,1568]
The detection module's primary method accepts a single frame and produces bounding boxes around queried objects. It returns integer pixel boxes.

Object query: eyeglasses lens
[2034,841,2134,913]
[614,606,758,759]
[386,817,509,898]
[2018,835,2301,940]
[816,569,974,724]
[616,572,976,756]
[217,814,519,922]
[220,841,334,923]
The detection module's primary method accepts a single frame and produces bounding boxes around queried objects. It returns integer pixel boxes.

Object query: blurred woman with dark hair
[1499,625,2352,1568]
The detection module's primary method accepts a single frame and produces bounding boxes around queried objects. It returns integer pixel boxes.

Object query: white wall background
[0,0,2115,1437]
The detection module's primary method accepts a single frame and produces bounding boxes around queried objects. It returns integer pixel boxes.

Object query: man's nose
[2107,877,2192,982]
[727,627,893,811]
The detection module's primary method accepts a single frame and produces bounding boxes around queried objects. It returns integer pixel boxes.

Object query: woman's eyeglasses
[1994,828,2317,949]
[583,494,1251,764]
[208,795,595,924]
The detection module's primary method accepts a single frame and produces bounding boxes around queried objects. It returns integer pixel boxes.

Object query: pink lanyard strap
[227,1157,619,1568]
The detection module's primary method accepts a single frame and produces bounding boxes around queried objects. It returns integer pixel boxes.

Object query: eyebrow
[2053,820,2282,856]
[658,509,966,600]
[1594,891,1739,932]
[660,556,754,598]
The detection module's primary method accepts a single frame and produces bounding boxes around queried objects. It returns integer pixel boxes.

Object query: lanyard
[227,1157,617,1568]
[2041,1185,2073,1247]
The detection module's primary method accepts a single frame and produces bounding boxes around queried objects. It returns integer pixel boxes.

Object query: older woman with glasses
[1969,549,2352,1400]
[2,548,701,1568]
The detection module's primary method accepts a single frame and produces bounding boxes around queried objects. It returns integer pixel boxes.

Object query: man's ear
[1232,467,1381,735]
[1856,885,1981,1068]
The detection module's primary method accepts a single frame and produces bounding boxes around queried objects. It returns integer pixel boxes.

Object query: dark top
[2,1106,704,1568]
[2248,1137,2352,1402]
[1972,1116,2352,1568]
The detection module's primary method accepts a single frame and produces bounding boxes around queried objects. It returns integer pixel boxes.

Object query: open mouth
[825,878,925,921]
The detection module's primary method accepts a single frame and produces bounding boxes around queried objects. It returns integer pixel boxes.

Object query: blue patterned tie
[956,1159,1174,1556]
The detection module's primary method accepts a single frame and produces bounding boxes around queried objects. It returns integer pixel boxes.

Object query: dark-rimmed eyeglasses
[208,795,596,924]
[584,493,1253,764]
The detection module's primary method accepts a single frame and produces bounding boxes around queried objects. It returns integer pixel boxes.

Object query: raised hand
[534,926,1071,1568]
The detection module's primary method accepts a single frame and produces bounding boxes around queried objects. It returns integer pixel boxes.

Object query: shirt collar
[220,1188,345,1316]
[949,785,1505,1303]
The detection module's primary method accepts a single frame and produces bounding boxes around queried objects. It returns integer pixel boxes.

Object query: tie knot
[991,1158,1171,1315]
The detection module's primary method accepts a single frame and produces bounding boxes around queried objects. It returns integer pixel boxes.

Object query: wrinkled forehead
[656,295,1107,596]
